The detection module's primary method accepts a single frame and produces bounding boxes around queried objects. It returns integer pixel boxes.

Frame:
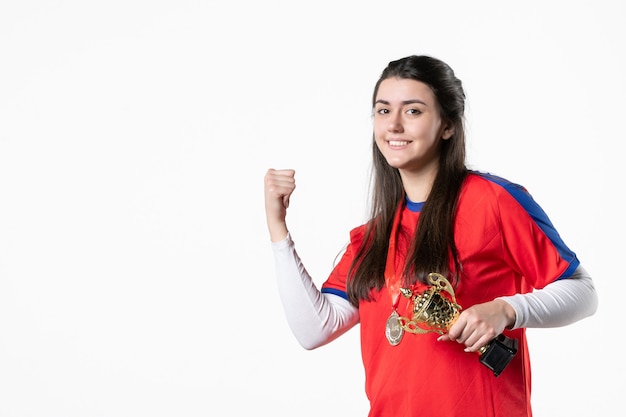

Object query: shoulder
[348,223,368,247]
[464,170,529,195]
[462,170,558,235]
[462,170,536,208]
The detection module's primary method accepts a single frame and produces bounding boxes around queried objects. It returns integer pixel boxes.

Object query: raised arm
[264,169,359,349]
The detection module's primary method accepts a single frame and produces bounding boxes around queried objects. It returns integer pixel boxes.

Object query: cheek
[373,134,385,149]
[372,136,385,155]
[373,123,385,141]
[373,117,385,131]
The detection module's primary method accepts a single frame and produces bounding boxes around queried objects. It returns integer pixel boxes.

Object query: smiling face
[373,77,453,177]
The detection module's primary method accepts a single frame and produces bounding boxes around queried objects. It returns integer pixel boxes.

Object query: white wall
[0,1,623,416]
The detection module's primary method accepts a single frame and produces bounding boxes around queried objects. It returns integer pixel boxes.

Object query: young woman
[263,55,598,417]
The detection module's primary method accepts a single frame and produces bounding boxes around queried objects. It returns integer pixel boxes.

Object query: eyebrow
[375,99,428,106]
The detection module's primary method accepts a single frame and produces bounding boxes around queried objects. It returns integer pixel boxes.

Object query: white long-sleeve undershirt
[271,234,598,350]
[498,265,598,329]
[272,234,359,350]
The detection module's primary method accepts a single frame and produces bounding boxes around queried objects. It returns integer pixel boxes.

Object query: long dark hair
[347,55,468,306]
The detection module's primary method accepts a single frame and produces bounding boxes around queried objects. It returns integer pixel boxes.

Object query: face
[373,77,453,175]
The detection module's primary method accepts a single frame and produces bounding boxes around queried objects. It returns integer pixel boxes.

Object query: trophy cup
[399,273,518,377]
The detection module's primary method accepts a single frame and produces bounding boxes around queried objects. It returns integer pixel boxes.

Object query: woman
[264,55,598,417]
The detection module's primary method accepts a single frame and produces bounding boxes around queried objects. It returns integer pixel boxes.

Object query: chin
[384,158,407,169]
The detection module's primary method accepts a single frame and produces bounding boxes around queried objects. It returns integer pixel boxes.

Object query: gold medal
[384,203,406,347]
[385,310,403,346]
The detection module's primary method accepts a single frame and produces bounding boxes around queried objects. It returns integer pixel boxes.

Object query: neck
[399,166,437,203]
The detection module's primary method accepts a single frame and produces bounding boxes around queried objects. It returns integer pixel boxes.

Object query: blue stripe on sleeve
[477,171,580,278]
[321,287,350,300]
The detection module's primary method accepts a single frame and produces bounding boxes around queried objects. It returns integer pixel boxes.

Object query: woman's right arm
[272,234,359,350]
[264,169,359,350]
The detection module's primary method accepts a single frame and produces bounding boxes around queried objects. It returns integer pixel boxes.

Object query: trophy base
[479,334,518,377]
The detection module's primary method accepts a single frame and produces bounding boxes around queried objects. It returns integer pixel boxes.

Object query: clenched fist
[264,168,296,242]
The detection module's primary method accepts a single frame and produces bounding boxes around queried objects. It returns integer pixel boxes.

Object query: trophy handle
[427,272,458,305]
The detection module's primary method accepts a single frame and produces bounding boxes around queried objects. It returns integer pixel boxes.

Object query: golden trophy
[399,273,518,377]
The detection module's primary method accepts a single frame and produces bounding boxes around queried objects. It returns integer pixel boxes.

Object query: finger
[275,168,295,177]
[267,168,295,181]
[265,170,296,197]
[446,317,466,342]
[265,169,296,187]
[464,334,495,353]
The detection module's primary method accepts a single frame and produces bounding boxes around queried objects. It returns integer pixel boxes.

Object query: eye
[406,108,422,115]
[375,108,389,115]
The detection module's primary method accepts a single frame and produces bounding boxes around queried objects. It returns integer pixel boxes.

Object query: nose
[388,112,403,133]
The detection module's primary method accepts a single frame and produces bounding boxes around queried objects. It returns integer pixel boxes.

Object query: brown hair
[347,55,468,306]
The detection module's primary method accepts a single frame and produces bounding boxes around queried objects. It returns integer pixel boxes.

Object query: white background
[0,1,623,416]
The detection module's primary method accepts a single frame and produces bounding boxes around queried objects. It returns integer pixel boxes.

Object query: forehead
[375,77,437,105]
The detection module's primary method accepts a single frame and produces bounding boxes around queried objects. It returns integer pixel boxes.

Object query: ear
[442,123,455,140]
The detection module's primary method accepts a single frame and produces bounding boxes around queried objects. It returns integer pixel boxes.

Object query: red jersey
[321,172,578,417]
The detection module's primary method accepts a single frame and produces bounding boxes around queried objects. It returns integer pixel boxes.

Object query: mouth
[387,140,411,147]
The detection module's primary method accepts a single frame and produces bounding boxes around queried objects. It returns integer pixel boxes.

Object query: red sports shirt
[321,172,578,417]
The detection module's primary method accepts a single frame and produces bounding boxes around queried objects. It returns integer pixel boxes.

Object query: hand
[437,299,516,352]
[264,168,296,242]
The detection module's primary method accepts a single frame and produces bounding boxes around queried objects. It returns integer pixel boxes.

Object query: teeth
[389,140,409,146]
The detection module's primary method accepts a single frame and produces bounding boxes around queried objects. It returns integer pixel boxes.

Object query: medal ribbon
[384,202,406,311]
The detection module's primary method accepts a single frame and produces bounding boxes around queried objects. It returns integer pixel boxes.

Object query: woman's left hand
[437,299,516,352]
